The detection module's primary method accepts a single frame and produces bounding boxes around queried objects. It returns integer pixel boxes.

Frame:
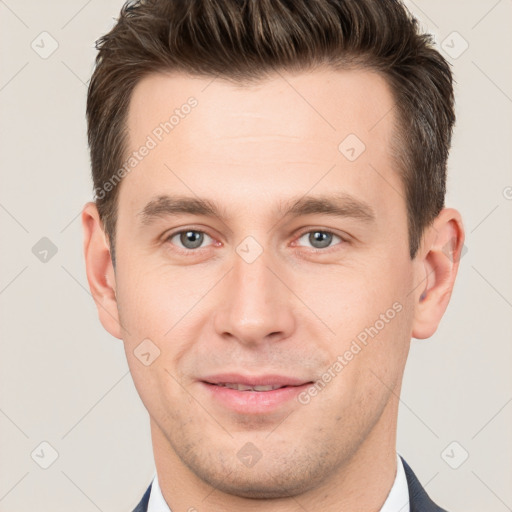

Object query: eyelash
[164,227,347,255]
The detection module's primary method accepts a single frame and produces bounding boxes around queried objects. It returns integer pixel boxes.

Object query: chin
[201,470,314,499]
[184,454,326,500]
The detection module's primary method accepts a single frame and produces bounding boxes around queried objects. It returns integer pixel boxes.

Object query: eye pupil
[181,230,203,249]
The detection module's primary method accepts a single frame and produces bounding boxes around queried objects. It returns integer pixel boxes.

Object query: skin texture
[82,67,464,512]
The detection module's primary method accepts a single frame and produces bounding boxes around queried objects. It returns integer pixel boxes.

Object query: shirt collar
[147,470,171,512]
[379,453,410,512]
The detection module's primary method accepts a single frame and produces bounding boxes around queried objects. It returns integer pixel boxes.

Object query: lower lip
[200,382,312,414]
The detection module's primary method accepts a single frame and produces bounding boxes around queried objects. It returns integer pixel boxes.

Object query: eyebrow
[138,193,376,226]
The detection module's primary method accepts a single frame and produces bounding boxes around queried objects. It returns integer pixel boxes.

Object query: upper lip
[201,373,312,387]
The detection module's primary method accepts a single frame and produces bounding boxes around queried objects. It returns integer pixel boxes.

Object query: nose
[213,246,296,347]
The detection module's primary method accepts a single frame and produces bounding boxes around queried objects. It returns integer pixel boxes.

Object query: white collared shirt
[380,453,410,512]
[148,452,410,512]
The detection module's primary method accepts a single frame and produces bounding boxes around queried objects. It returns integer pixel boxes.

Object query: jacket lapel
[132,482,152,512]
[400,456,449,512]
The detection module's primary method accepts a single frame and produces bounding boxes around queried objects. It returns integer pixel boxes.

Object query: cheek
[301,261,410,340]
[114,261,218,385]
[115,261,195,336]
[311,258,414,387]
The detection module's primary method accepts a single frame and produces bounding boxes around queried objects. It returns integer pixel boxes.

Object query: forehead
[127,66,396,145]
[121,67,402,222]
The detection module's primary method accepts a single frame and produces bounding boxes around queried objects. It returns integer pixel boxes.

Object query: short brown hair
[87,0,455,266]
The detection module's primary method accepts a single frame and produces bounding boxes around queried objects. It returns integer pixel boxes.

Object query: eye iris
[310,231,332,249]
[180,231,203,249]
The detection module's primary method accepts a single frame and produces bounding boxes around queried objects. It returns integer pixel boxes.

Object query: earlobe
[81,202,123,340]
[412,208,465,340]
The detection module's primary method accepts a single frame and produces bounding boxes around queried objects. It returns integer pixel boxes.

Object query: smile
[212,383,286,391]
[199,375,314,414]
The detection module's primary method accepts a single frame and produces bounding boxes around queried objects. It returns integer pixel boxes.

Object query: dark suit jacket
[132,456,448,511]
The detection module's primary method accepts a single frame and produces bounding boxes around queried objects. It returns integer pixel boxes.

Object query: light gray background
[1,0,511,511]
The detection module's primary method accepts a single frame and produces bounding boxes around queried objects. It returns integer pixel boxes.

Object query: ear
[412,208,465,339]
[81,202,123,340]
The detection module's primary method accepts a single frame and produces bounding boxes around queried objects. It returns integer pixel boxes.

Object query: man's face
[112,68,419,497]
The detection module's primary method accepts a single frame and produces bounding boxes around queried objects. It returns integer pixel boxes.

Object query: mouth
[208,383,291,392]
[199,373,314,414]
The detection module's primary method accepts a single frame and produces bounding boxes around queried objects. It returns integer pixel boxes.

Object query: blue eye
[296,230,342,249]
[168,230,213,250]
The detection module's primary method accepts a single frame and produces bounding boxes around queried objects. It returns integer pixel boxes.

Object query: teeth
[216,383,284,391]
